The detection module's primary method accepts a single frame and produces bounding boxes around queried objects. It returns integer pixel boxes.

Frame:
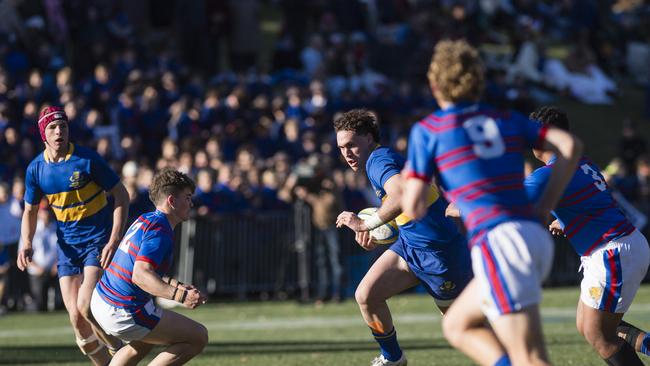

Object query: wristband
[173,288,187,303]
[363,212,384,230]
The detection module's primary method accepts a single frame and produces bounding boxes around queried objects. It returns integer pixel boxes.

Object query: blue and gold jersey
[366,146,464,250]
[24,144,119,246]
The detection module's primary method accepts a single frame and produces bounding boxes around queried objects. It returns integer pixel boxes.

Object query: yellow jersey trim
[388,185,440,226]
[46,181,104,209]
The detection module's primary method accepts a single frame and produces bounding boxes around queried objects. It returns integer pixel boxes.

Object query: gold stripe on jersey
[50,192,107,222]
[385,185,440,226]
[46,181,104,209]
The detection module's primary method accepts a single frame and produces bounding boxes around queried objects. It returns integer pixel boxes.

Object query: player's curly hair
[333,109,380,142]
[149,168,196,205]
[427,40,484,103]
[529,106,570,131]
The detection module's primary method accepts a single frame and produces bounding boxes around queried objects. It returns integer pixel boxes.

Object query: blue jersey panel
[525,157,634,255]
[96,211,174,311]
[405,102,547,243]
[366,146,465,249]
[24,144,120,246]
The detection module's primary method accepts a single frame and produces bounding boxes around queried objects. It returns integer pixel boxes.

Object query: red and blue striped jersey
[405,102,548,243]
[96,210,174,311]
[525,157,635,256]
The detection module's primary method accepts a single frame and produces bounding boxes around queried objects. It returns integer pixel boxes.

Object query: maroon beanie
[37,106,68,142]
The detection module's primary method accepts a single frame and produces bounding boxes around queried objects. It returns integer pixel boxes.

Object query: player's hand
[100,243,118,269]
[445,203,461,218]
[336,211,368,232]
[17,245,33,271]
[355,230,377,251]
[183,288,207,309]
[549,220,565,236]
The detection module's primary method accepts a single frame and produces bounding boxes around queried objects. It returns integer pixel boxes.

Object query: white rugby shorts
[91,289,163,342]
[471,220,554,320]
[579,229,649,313]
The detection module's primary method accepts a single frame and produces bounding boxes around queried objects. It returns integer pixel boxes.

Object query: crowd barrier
[175,206,627,300]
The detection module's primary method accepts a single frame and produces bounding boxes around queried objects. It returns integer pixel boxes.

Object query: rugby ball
[357,207,399,245]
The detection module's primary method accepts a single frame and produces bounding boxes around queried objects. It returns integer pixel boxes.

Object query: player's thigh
[79,266,102,301]
[59,274,83,312]
[577,300,624,341]
[140,309,207,346]
[490,304,547,360]
[443,278,486,329]
[357,249,419,301]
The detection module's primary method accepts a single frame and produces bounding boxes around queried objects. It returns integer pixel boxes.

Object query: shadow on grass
[0,337,588,364]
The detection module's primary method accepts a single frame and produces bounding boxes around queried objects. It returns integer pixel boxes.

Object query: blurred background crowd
[0,0,649,312]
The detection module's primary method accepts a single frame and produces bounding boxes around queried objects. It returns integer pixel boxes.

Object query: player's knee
[583,326,616,356]
[188,324,209,355]
[76,297,92,321]
[354,286,370,307]
[441,314,462,346]
[68,308,88,331]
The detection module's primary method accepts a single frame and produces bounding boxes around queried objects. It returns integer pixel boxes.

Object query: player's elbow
[131,267,146,288]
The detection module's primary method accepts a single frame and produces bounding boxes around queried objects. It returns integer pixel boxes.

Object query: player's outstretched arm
[17,202,39,271]
[133,261,207,309]
[101,182,130,268]
[536,128,583,220]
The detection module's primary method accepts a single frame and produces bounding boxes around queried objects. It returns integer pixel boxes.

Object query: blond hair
[427,40,484,103]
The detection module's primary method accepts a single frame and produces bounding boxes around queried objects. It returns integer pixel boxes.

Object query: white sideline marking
[2,304,650,339]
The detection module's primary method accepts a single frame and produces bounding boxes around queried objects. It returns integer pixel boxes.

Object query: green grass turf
[1,286,649,365]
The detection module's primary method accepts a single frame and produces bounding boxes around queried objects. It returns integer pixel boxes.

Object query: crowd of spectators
[0,0,649,309]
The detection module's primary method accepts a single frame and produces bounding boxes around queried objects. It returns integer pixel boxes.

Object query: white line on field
[2,304,650,339]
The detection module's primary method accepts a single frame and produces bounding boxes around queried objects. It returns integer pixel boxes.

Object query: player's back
[407,102,546,242]
[528,158,634,256]
[366,146,464,249]
[96,210,174,310]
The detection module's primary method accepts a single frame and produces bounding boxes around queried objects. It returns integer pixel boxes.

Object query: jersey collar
[436,101,480,116]
[43,143,74,163]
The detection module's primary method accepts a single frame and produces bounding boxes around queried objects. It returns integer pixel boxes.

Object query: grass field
[1,287,649,365]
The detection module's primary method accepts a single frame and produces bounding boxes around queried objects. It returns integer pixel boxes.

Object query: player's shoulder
[27,152,46,167]
[72,144,102,161]
[368,146,403,165]
[138,210,173,235]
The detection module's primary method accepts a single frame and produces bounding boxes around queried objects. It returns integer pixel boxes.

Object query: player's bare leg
[109,340,154,366]
[577,300,643,365]
[60,274,111,366]
[78,265,123,352]
[490,304,550,366]
[356,249,420,333]
[140,309,208,366]
[355,249,419,364]
[443,279,509,366]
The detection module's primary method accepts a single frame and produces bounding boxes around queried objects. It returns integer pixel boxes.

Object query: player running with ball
[334,109,472,366]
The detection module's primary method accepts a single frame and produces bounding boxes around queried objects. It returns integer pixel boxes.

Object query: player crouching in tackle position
[524,106,649,365]
[91,168,208,365]
[18,106,129,365]
[334,109,472,366]
[402,40,583,366]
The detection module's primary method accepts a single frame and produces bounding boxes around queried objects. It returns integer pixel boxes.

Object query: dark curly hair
[333,109,380,142]
[529,106,570,131]
[149,168,196,205]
